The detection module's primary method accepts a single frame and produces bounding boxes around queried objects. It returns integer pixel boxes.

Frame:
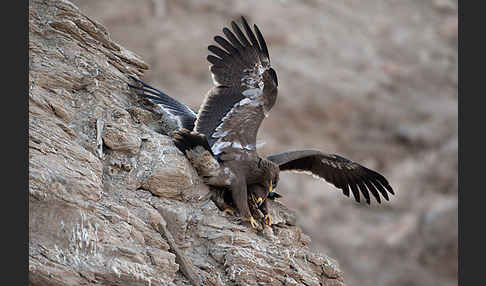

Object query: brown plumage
[267,150,394,204]
[129,16,395,228]
[170,17,280,226]
[130,16,279,226]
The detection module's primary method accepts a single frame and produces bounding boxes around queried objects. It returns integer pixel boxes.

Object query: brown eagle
[129,17,394,228]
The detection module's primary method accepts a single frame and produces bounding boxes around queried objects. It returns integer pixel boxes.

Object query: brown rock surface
[29,1,345,285]
[66,1,457,286]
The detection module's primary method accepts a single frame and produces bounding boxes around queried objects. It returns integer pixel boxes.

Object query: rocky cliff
[28,0,345,285]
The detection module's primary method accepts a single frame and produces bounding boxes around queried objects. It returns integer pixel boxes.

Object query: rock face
[28,1,345,285]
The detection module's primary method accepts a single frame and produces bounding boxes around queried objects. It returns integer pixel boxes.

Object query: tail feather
[172,128,213,156]
[173,128,222,179]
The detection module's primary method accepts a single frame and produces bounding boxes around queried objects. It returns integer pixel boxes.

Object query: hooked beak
[256,197,264,207]
[268,180,276,197]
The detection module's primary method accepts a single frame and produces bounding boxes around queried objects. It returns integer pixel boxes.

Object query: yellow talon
[250,217,258,228]
[264,214,272,226]
[242,216,258,228]
[223,208,235,216]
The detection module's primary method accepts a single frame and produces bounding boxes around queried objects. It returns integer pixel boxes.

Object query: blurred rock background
[70,0,457,285]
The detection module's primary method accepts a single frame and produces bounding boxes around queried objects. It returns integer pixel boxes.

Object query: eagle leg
[209,187,237,217]
[231,181,256,227]
[258,199,271,226]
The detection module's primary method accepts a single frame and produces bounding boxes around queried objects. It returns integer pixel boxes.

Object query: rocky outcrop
[28,0,345,285]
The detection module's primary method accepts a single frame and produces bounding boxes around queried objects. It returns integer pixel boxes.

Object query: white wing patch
[236,97,251,106]
[232,141,243,149]
[241,63,266,90]
[211,141,232,155]
[211,140,253,155]
[211,129,230,139]
[241,88,262,98]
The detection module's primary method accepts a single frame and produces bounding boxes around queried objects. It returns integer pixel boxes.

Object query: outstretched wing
[195,16,278,158]
[268,150,395,204]
[128,76,197,130]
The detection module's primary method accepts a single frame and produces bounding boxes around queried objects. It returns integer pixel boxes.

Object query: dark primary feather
[241,17,260,50]
[204,16,271,88]
[254,24,269,59]
[128,76,197,130]
[195,16,276,154]
[267,150,394,204]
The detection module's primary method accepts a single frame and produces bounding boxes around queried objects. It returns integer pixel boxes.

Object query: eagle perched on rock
[129,17,394,228]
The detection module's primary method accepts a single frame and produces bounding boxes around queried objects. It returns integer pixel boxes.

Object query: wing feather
[207,55,226,67]
[334,171,350,197]
[370,178,390,201]
[363,179,381,204]
[349,179,361,203]
[231,21,251,47]
[254,24,269,59]
[356,180,371,204]
[128,76,197,130]
[208,45,231,61]
[267,150,394,204]
[242,17,260,50]
[222,28,244,50]
[195,16,277,157]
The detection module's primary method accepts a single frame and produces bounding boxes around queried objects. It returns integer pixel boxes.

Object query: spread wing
[267,150,395,204]
[195,16,278,158]
[128,76,197,130]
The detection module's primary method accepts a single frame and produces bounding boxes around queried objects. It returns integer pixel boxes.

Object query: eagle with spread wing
[129,17,394,228]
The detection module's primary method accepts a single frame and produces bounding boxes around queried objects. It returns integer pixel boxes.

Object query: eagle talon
[242,216,258,228]
[264,214,272,226]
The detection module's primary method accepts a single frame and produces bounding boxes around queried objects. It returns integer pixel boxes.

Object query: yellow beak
[269,181,273,192]
[256,197,263,206]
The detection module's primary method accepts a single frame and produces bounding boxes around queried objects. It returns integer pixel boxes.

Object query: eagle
[129,17,394,228]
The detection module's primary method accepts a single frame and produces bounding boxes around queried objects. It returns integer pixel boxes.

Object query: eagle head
[255,157,280,201]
